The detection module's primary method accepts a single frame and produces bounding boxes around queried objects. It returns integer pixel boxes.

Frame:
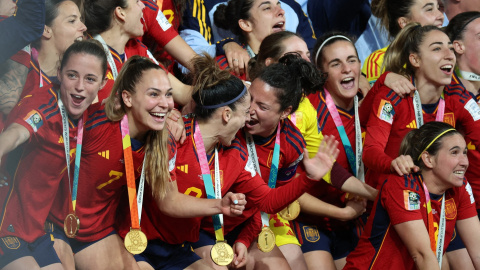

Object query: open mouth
[246,118,259,128]
[71,94,85,105]
[440,64,453,75]
[272,21,285,32]
[150,112,167,122]
[340,77,355,89]
[453,170,465,177]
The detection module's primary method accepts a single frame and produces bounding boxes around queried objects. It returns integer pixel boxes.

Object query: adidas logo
[177,165,188,173]
[98,150,110,159]
[468,142,476,151]
[406,120,417,129]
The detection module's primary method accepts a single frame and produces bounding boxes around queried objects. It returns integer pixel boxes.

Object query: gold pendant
[279,200,301,220]
[63,213,80,238]
[257,227,275,252]
[210,241,234,266]
[124,228,148,255]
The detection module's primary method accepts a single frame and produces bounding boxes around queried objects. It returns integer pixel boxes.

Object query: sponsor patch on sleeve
[23,110,43,132]
[169,153,176,172]
[404,190,420,210]
[464,99,480,121]
[156,11,172,31]
[376,99,395,124]
[466,182,475,204]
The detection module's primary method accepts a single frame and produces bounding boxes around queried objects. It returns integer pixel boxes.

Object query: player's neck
[415,75,444,104]
[247,37,261,55]
[422,170,448,195]
[38,47,60,77]
[99,28,129,55]
[197,120,220,154]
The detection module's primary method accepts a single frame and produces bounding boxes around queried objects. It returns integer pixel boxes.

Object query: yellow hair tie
[417,128,456,161]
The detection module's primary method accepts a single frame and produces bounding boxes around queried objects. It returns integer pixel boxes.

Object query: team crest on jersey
[209,170,224,188]
[303,226,320,242]
[1,236,20,249]
[443,113,455,127]
[23,110,43,132]
[404,190,420,210]
[377,99,395,124]
[445,198,457,220]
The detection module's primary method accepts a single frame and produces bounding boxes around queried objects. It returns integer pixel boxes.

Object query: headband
[417,128,456,161]
[451,14,480,41]
[314,35,352,66]
[198,86,247,109]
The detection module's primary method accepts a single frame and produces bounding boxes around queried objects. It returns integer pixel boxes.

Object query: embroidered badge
[303,226,320,242]
[445,198,457,220]
[377,99,395,124]
[2,236,20,250]
[443,113,455,127]
[23,110,43,132]
[404,190,420,210]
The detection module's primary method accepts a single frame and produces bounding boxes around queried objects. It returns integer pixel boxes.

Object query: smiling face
[429,134,468,189]
[123,68,174,139]
[321,40,361,109]
[46,1,86,54]
[121,0,146,38]
[219,92,251,146]
[246,78,289,137]
[411,30,456,87]
[404,0,444,28]
[58,53,106,119]
[241,0,285,44]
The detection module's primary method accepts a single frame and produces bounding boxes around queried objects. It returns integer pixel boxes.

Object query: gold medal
[257,227,275,253]
[124,228,148,255]
[279,200,301,220]
[210,241,234,266]
[64,213,80,238]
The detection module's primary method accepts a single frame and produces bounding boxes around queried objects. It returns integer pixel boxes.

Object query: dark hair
[214,0,255,43]
[191,54,247,119]
[445,11,480,42]
[249,31,302,79]
[383,23,442,77]
[400,122,460,169]
[371,0,416,38]
[313,32,358,72]
[84,0,128,36]
[105,56,170,199]
[60,39,108,77]
[32,0,82,49]
[255,54,323,113]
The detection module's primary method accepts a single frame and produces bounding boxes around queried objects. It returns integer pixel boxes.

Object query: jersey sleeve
[457,180,477,220]
[362,85,397,175]
[457,93,480,153]
[359,71,389,126]
[381,175,423,226]
[234,211,262,249]
[361,47,386,84]
[142,0,178,47]
[288,0,316,50]
[168,132,177,182]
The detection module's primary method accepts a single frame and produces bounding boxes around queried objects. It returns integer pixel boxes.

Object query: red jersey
[215,45,248,81]
[344,173,476,270]
[362,73,480,189]
[0,86,80,242]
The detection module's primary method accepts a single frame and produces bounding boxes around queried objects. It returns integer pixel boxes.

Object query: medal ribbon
[245,123,281,228]
[456,66,480,81]
[193,120,224,241]
[421,177,446,266]
[94,35,127,80]
[57,92,83,214]
[412,77,445,128]
[324,89,362,178]
[120,115,144,230]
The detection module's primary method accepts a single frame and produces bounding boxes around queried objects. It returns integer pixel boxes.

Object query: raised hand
[303,135,339,181]
[390,154,420,176]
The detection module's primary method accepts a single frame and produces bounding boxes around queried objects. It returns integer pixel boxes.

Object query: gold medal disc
[64,213,80,238]
[279,200,301,220]
[257,227,275,253]
[210,241,234,266]
[124,228,148,255]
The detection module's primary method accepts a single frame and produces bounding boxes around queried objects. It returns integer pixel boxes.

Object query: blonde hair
[105,56,170,200]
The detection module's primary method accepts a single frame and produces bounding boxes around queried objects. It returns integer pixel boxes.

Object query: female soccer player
[0,40,107,270]
[47,55,247,270]
[83,0,192,106]
[363,0,444,84]
[445,11,480,216]
[345,121,480,269]
[362,23,480,269]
